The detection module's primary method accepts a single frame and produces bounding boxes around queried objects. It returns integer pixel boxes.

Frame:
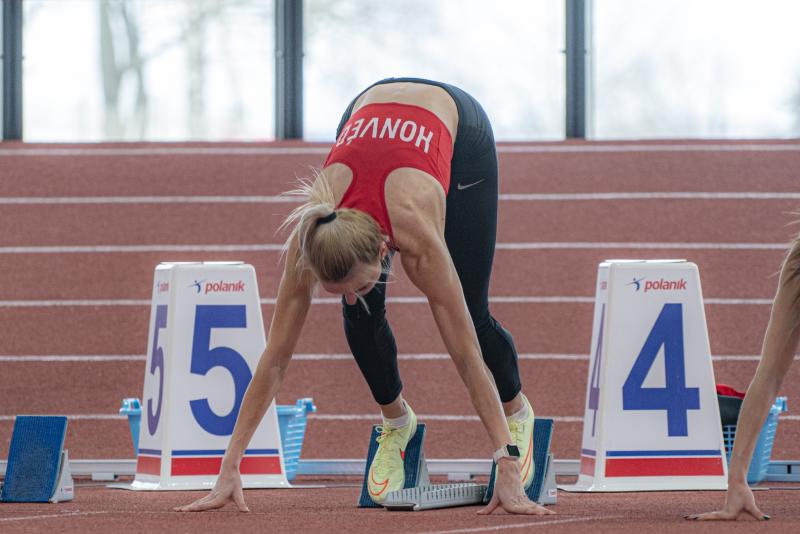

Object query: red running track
[1,140,800,530]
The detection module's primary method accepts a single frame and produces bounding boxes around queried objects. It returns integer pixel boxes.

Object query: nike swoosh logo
[368,471,389,496]
[457,179,485,190]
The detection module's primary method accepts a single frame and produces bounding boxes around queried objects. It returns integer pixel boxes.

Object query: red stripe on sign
[580,455,595,476]
[136,455,161,476]
[172,457,221,476]
[171,456,282,476]
[605,457,724,477]
[241,456,282,475]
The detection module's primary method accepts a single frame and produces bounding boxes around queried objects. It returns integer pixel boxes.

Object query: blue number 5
[622,303,700,436]
[189,305,253,436]
[147,305,167,435]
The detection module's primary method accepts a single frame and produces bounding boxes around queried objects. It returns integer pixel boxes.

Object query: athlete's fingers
[684,510,735,521]
[233,489,250,513]
[476,495,500,515]
[506,500,555,515]
[174,493,226,512]
[744,502,769,521]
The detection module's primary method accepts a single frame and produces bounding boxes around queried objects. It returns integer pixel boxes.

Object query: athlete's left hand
[477,459,555,515]
[685,480,769,521]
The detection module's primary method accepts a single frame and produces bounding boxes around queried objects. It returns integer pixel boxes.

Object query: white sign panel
[133,262,288,490]
[564,260,727,492]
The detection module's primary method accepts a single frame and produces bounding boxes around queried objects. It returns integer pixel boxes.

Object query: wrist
[496,456,521,472]
[221,454,242,472]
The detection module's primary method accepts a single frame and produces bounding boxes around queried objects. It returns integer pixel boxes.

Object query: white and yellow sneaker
[367,404,418,503]
[508,393,536,490]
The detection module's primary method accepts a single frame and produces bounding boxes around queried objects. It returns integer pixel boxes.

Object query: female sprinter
[176,78,550,515]
[687,236,800,521]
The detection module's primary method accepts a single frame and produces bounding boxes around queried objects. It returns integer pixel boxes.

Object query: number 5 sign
[562,260,727,492]
[132,262,289,490]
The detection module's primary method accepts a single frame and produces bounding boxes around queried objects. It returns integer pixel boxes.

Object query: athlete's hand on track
[685,480,769,521]
[174,468,250,513]
[477,459,554,516]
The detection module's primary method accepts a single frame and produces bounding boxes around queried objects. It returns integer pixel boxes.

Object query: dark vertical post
[3,0,23,140]
[275,0,303,139]
[565,0,590,139]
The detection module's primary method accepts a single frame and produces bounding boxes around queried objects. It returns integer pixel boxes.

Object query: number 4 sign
[562,260,727,492]
[132,262,289,490]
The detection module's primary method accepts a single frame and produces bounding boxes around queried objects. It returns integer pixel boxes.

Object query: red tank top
[323,102,453,244]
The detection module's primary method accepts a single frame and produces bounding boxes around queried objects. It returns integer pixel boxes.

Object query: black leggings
[337,77,522,405]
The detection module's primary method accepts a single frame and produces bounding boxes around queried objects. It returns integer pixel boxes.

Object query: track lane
[2,360,798,421]
[0,301,774,355]
[3,141,800,196]
[3,200,798,246]
[0,248,789,300]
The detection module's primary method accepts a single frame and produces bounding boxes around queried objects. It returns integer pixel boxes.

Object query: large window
[10,1,800,141]
[303,0,565,141]
[23,0,274,141]
[593,0,800,139]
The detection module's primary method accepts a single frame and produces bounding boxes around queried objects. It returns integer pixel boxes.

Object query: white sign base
[131,262,289,491]
[561,260,727,492]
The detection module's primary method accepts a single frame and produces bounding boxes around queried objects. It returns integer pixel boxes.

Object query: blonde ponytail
[280,172,384,282]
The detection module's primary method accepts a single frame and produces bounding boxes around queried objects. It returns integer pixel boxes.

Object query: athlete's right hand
[174,467,250,513]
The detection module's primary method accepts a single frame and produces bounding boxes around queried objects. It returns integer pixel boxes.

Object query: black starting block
[0,416,74,503]
[358,418,556,511]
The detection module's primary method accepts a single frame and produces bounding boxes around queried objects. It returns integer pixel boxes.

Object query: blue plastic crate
[119,397,315,482]
[277,398,316,482]
[722,396,787,484]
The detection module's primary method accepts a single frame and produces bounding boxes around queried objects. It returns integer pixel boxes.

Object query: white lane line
[0,415,125,421]
[0,244,286,253]
[495,242,789,250]
[2,192,798,205]
[0,195,297,205]
[499,144,800,153]
[0,355,146,362]
[0,413,796,422]
[0,242,790,254]
[499,192,800,201]
[310,415,584,423]
[0,296,773,307]
[1,144,798,156]
[0,414,582,423]
[5,353,795,363]
[418,516,622,534]
[0,242,788,254]
[0,146,329,156]
[0,511,109,523]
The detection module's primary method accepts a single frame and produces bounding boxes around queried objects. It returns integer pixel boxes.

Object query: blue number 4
[622,303,700,436]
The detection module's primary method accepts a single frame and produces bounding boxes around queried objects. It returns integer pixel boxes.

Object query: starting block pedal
[483,418,557,505]
[0,416,74,503]
[358,423,485,511]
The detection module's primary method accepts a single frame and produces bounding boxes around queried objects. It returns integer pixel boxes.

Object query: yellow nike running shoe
[367,404,418,503]
[508,393,536,490]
